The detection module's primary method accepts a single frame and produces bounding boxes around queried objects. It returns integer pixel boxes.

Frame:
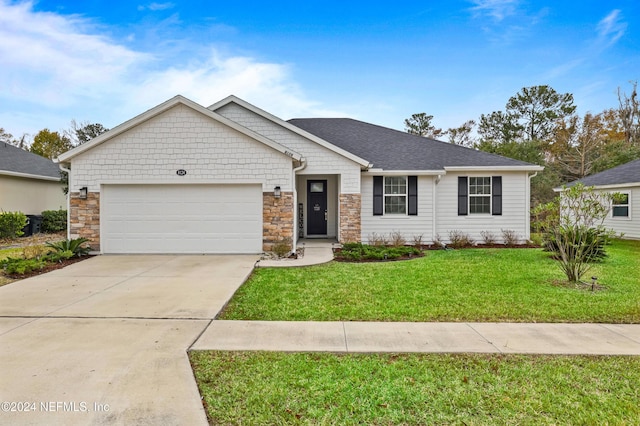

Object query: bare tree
[617,81,640,145]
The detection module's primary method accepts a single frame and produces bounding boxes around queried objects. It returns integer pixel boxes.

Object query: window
[612,193,629,217]
[373,176,417,216]
[384,176,407,214]
[458,176,502,216]
[469,177,491,214]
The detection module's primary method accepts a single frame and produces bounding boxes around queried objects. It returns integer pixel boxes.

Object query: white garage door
[101,184,262,254]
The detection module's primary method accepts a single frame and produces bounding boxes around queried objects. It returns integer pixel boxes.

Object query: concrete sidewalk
[193,321,640,355]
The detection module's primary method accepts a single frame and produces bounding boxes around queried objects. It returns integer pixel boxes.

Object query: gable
[70,104,294,192]
[213,101,365,193]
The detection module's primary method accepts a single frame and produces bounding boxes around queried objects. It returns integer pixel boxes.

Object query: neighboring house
[0,142,66,215]
[563,158,640,239]
[56,95,543,254]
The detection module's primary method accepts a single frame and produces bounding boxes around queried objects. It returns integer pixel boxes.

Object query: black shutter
[373,176,383,216]
[492,176,502,216]
[458,176,468,216]
[408,176,418,215]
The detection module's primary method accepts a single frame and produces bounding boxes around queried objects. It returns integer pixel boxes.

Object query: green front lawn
[220,240,640,323]
[190,351,640,425]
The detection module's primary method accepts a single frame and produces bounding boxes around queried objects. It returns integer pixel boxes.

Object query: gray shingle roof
[0,142,61,179]
[287,118,536,170]
[566,158,640,187]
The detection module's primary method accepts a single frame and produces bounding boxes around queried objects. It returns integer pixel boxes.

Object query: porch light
[79,187,88,199]
[274,186,281,198]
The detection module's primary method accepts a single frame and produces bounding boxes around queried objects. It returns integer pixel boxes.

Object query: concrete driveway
[0,254,257,425]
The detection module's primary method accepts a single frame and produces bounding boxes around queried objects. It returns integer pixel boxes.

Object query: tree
[1,127,30,150]
[477,111,522,145]
[553,113,606,181]
[617,81,640,145]
[506,85,576,142]
[446,120,476,147]
[533,184,619,283]
[0,127,13,144]
[30,129,73,159]
[57,121,108,195]
[66,120,109,146]
[404,113,444,138]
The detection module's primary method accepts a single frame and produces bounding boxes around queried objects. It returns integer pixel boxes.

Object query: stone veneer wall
[69,192,101,251]
[339,193,361,243]
[263,192,294,251]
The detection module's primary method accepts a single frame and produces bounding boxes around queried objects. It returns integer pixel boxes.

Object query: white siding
[361,175,434,243]
[436,172,531,244]
[70,104,293,193]
[600,186,640,239]
[215,103,362,193]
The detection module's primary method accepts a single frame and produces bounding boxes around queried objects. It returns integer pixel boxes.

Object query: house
[55,95,543,254]
[0,142,66,215]
[563,158,640,239]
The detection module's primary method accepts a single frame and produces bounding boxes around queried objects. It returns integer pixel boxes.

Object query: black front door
[307,180,327,235]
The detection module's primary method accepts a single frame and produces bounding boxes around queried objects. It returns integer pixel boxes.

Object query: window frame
[468,176,492,215]
[611,192,630,218]
[383,176,408,215]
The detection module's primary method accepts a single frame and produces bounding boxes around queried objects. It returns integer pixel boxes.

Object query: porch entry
[307,180,327,235]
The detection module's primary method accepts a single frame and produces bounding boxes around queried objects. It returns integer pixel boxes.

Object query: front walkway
[257,238,336,267]
[193,321,640,355]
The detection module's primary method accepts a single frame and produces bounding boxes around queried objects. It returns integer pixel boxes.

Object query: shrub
[0,211,28,239]
[22,245,49,260]
[533,184,619,283]
[480,230,496,245]
[412,234,424,249]
[543,226,610,263]
[45,250,75,263]
[448,230,474,249]
[46,238,91,258]
[367,233,388,247]
[271,238,292,258]
[501,229,520,246]
[548,225,613,282]
[41,209,67,233]
[432,234,445,249]
[336,243,420,261]
[389,231,406,247]
[0,257,47,275]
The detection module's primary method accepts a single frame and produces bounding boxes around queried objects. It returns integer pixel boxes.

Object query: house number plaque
[176,169,187,176]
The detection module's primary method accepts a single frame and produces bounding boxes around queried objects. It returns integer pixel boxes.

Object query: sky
[1,0,639,140]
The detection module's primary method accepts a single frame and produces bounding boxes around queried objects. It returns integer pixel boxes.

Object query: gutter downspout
[291,158,307,254]
[527,171,539,241]
[433,174,442,244]
[58,163,71,240]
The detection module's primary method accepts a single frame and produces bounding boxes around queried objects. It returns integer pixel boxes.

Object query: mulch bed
[333,243,542,263]
[333,249,425,262]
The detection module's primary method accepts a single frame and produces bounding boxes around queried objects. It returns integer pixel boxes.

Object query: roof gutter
[0,170,60,181]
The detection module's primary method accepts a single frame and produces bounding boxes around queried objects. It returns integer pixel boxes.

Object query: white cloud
[0,0,145,106]
[137,2,175,12]
[0,0,341,136]
[129,52,348,120]
[596,9,627,47]
[468,0,520,22]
